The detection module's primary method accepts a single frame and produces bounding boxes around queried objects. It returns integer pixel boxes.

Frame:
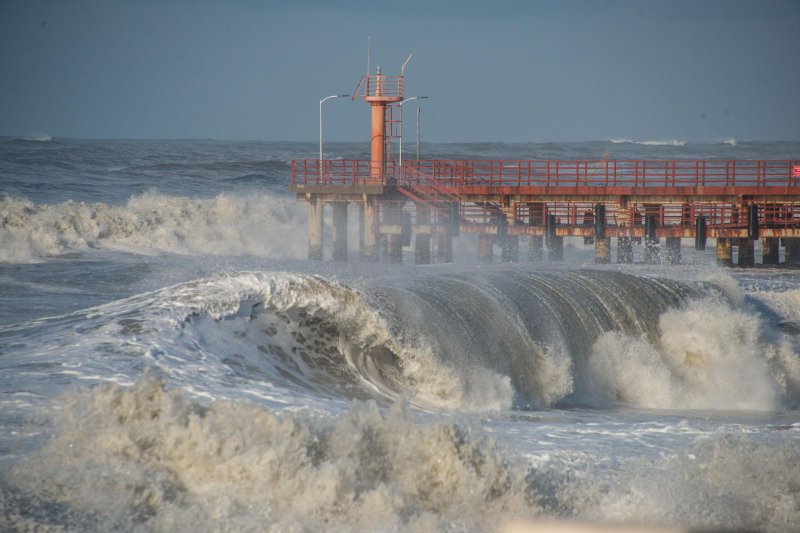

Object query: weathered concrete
[716,238,733,266]
[594,237,611,264]
[332,202,348,262]
[665,237,681,265]
[737,238,755,267]
[478,234,494,263]
[308,196,324,260]
[762,237,780,265]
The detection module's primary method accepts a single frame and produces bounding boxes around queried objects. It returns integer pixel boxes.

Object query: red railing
[401,159,800,190]
[354,74,404,100]
[291,160,396,186]
[292,159,800,190]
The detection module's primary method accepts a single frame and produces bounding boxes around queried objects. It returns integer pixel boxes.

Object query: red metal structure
[292,62,800,266]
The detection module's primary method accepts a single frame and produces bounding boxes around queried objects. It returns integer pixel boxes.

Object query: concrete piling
[308,196,324,260]
[665,237,681,265]
[478,234,494,263]
[332,202,348,262]
[617,237,633,263]
[595,238,611,264]
[528,235,544,261]
[762,237,780,265]
[737,238,755,267]
[716,238,733,266]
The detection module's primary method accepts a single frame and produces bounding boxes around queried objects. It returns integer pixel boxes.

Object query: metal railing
[292,159,800,190]
[401,159,800,190]
[291,160,396,186]
[354,74,404,100]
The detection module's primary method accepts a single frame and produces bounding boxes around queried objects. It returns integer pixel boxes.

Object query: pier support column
[594,237,611,264]
[332,202,348,262]
[436,233,453,263]
[617,237,633,263]
[360,200,378,262]
[415,206,431,265]
[548,237,563,261]
[644,214,660,264]
[716,238,733,266]
[738,238,755,267]
[762,237,779,265]
[385,203,404,264]
[528,235,544,261]
[546,214,563,261]
[665,237,681,265]
[478,234,494,263]
[308,196,324,260]
[785,238,800,265]
[500,235,519,262]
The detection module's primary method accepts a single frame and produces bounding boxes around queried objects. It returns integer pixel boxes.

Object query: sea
[1,136,799,532]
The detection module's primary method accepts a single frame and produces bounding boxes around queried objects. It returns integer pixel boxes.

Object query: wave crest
[0,191,306,263]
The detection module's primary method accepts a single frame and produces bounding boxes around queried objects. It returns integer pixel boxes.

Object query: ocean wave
[8,269,797,412]
[4,372,799,531]
[0,191,307,263]
[610,139,687,146]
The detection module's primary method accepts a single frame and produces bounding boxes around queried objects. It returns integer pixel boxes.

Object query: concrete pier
[500,235,519,262]
[716,238,733,266]
[785,238,800,265]
[415,206,431,265]
[665,237,681,265]
[737,238,755,267]
[548,236,563,261]
[762,237,780,265]
[594,237,611,264]
[478,234,494,263]
[361,200,378,262]
[617,237,633,263]
[528,235,544,261]
[332,202,348,262]
[436,233,453,263]
[644,215,660,264]
[308,196,324,260]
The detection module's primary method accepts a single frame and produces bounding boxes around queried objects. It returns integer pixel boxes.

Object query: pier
[291,65,800,267]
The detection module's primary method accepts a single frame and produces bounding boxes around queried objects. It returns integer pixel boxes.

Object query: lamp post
[398,96,428,167]
[416,106,421,160]
[319,94,349,178]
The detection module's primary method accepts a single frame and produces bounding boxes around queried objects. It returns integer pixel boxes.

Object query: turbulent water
[1,137,800,531]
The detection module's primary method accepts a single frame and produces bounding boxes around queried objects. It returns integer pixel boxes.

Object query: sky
[1,0,799,142]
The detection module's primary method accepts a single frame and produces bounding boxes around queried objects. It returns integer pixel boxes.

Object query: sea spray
[4,374,533,531]
[0,191,307,263]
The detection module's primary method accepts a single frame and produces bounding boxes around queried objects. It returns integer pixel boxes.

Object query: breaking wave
[3,269,800,530]
[3,373,799,531]
[610,139,687,147]
[6,270,798,412]
[0,192,306,263]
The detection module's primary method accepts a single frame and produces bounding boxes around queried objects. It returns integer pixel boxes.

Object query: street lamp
[319,94,349,177]
[398,96,428,166]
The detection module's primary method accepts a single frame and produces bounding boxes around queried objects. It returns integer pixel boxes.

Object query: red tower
[354,65,404,180]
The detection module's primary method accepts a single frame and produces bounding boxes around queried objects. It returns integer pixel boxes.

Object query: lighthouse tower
[356,65,404,180]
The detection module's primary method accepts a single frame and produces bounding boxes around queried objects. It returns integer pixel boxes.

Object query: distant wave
[18,133,52,142]
[0,191,306,263]
[610,138,687,147]
[719,138,738,146]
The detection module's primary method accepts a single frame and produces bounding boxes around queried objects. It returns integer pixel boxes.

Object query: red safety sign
[794,165,800,178]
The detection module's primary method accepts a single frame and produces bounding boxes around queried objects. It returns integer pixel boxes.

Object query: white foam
[6,375,531,530]
[0,191,307,263]
[582,296,799,410]
[609,139,687,146]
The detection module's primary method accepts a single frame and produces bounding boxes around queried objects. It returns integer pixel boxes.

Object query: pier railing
[291,159,800,191]
[291,159,396,187]
[401,159,800,191]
